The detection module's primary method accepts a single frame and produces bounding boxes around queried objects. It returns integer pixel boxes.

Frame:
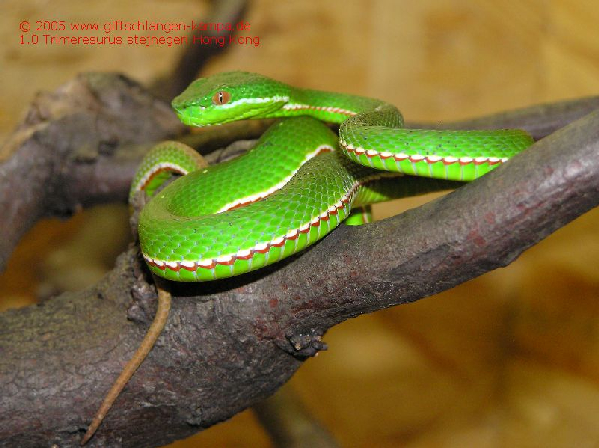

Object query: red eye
[212,90,231,105]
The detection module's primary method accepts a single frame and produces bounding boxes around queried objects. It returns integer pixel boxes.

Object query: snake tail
[81,286,172,445]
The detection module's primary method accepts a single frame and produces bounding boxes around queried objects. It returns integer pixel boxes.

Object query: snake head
[172,71,292,126]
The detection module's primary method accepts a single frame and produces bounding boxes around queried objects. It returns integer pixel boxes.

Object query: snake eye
[212,90,231,105]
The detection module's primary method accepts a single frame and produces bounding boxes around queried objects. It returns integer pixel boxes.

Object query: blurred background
[1,1,599,447]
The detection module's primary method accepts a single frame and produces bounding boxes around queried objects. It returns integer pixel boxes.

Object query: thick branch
[0,73,183,272]
[1,101,598,446]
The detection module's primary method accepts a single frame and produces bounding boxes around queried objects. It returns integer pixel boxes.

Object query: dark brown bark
[406,94,599,140]
[1,70,598,447]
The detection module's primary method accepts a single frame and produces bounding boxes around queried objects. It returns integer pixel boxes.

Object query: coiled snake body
[134,71,533,281]
[81,71,533,443]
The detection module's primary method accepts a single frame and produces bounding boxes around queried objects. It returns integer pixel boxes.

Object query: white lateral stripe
[283,104,357,116]
[181,261,196,268]
[145,172,406,273]
[254,243,268,251]
[342,145,510,166]
[216,144,335,213]
[222,96,290,108]
[237,249,251,257]
[136,162,189,192]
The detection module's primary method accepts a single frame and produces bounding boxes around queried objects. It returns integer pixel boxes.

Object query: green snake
[131,71,533,282]
[82,72,534,443]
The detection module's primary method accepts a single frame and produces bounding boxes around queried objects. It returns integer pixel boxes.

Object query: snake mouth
[175,98,289,127]
[175,106,209,127]
[175,106,252,127]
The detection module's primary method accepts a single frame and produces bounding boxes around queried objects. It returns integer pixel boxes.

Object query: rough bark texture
[1,71,598,447]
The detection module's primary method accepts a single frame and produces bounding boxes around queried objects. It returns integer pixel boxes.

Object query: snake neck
[276,87,387,124]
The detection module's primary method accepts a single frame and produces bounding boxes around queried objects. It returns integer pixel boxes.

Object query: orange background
[2,1,599,447]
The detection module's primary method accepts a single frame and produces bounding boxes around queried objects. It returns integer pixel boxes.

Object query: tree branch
[0,74,598,447]
[406,95,599,140]
[252,386,339,448]
[0,73,270,273]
